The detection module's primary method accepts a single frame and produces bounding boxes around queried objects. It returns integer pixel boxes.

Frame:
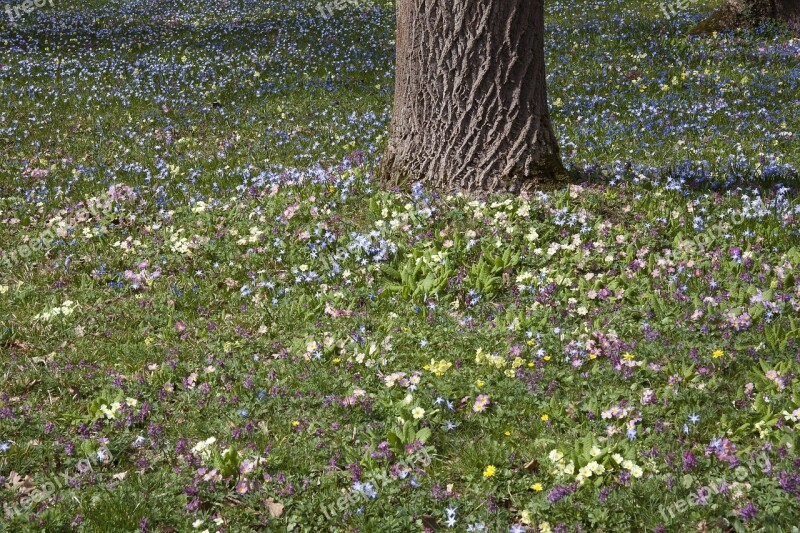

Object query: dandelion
[540,413,549,421]
[531,482,543,491]
[713,350,724,359]
[483,465,496,478]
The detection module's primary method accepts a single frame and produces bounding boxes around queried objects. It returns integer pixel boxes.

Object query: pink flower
[473,394,490,413]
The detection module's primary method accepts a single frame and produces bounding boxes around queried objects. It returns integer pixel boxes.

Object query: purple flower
[737,502,758,522]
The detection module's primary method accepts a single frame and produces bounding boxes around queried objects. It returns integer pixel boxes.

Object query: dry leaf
[265,497,284,518]
[5,472,35,495]
[524,459,539,472]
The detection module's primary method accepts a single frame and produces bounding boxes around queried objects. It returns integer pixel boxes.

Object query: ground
[1,0,800,531]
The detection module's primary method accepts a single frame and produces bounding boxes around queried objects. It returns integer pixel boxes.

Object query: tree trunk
[380,0,567,194]
[692,0,800,34]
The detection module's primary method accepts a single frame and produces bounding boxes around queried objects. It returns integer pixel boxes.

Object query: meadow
[1,0,800,531]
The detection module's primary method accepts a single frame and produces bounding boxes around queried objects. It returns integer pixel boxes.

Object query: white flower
[588,461,605,475]
[630,465,644,478]
[612,453,624,464]
[412,407,425,420]
[548,449,564,463]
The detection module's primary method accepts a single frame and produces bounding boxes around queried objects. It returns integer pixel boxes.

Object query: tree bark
[380,0,567,194]
[692,0,800,34]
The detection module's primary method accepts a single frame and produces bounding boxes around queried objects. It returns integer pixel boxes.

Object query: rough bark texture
[692,0,800,34]
[380,0,567,194]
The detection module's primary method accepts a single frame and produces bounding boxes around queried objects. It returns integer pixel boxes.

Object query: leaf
[421,515,439,530]
[265,497,284,518]
[415,427,432,443]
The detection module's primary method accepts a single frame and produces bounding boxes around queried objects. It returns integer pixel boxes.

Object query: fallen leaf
[265,497,284,518]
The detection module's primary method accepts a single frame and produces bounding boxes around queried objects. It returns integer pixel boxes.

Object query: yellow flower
[476,379,485,388]
[483,465,496,478]
[713,350,724,359]
[531,482,543,491]
[540,414,549,421]
[504,430,511,437]
[543,355,551,361]
[291,420,300,427]
[622,352,634,360]
[429,358,453,376]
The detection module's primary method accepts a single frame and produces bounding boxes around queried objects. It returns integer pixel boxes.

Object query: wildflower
[688,413,700,424]
[429,358,452,376]
[540,414,549,421]
[588,461,605,475]
[291,420,300,427]
[713,349,724,359]
[473,394,490,413]
[531,482,543,491]
[548,449,564,462]
[483,465,496,478]
[411,407,425,419]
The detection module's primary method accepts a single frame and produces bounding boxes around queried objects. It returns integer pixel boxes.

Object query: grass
[1,0,800,531]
